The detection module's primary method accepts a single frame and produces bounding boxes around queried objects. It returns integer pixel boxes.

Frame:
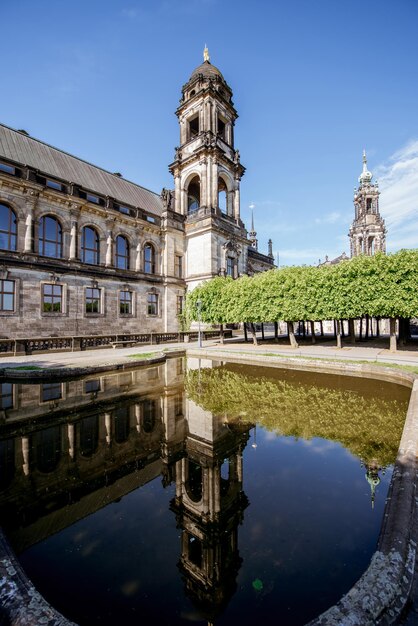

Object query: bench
[111,340,139,349]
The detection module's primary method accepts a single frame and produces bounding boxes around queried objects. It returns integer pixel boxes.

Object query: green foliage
[185,366,408,465]
[185,250,418,323]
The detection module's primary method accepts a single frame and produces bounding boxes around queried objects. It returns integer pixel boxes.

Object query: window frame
[144,243,156,274]
[84,286,104,316]
[146,292,159,317]
[118,289,134,317]
[115,235,130,270]
[81,226,100,265]
[0,278,16,314]
[0,203,17,252]
[38,215,63,259]
[41,282,66,316]
[174,255,183,278]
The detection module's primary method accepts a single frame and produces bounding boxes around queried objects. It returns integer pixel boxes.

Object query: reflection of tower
[349,151,386,257]
[364,462,383,509]
[170,399,251,622]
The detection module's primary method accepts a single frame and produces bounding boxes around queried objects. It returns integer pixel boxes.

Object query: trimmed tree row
[185,250,418,351]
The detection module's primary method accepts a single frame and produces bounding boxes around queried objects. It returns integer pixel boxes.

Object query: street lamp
[197,299,202,348]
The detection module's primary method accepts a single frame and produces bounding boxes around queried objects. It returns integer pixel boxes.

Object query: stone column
[206,157,212,207]
[68,423,75,459]
[214,464,221,514]
[135,404,141,432]
[105,412,112,444]
[212,159,218,209]
[105,231,113,267]
[200,160,207,208]
[234,180,240,220]
[174,175,181,214]
[21,436,30,476]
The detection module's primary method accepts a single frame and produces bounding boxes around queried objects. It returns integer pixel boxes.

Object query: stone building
[320,151,387,266]
[0,49,274,339]
[349,150,386,257]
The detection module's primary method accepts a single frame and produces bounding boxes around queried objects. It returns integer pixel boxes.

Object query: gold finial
[203,44,210,62]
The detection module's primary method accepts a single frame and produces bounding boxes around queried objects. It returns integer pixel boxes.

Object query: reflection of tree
[185,367,408,466]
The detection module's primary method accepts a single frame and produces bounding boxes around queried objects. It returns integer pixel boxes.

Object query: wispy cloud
[314,211,341,225]
[374,140,418,249]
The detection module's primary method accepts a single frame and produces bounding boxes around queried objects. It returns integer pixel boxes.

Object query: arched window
[115,235,129,270]
[114,406,130,443]
[35,426,61,473]
[185,460,203,502]
[79,415,99,457]
[39,215,62,258]
[144,243,156,274]
[81,226,100,264]
[218,177,227,214]
[0,203,17,251]
[141,399,156,433]
[187,176,200,213]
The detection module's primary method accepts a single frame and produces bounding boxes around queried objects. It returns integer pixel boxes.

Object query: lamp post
[197,299,202,348]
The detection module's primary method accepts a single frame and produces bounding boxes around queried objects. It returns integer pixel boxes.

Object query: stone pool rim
[0,348,417,626]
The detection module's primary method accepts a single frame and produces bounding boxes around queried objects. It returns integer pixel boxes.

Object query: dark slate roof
[190,60,224,81]
[0,124,163,216]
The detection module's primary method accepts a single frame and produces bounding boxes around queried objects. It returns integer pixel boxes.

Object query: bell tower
[349,151,386,256]
[169,47,248,290]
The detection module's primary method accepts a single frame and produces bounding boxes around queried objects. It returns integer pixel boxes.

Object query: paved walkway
[0,334,417,372]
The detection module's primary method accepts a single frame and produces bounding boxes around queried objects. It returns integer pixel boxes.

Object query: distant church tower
[169,47,248,290]
[349,151,386,257]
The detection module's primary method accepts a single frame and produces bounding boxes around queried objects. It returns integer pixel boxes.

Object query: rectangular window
[226,256,235,277]
[0,280,15,312]
[119,290,132,315]
[0,162,15,175]
[175,255,183,278]
[85,192,101,205]
[85,288,101,314]
[0,383,13,409]
[41,382,62,402]
[146,215,156,223]
[84,379,100,394]
[46,179,63,191]
[147,293,158,316]
[118,205,131,215]
[174,391,184,417]
[42,283,63,313]
[189,115,199,139]
[177,295,184,315]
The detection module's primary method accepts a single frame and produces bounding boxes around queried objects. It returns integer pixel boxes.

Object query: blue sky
[3,0,418,265]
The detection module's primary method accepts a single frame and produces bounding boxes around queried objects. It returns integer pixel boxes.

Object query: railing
[0,329,233,357]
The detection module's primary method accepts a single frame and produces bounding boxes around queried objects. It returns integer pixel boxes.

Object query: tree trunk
[261,323,265,341]
[359,317,363,341]
[336,320,342,348]
[310,321,316,344]
[243,323,248,343]
[274,321,279,342]
[389,318,397,352]
[302,321,306,338]
[376,318,380,338]
[341,319,345,338]
[288,321,299,348]
[365,315,369,339]
[320,321,324,337]
[348,318,355,344]
[333,320,337,339]
[220,323,225,345]
[250,323,258,346]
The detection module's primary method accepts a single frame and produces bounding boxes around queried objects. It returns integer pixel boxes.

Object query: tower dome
[359,150,373,184]
[188,46,225,82]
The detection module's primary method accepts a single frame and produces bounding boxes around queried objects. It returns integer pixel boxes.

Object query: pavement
[0,333,417,372]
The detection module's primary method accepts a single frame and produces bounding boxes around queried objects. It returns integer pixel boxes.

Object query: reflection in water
[0,358,410,625]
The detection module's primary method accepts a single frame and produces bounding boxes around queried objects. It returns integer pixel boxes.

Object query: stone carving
[161,188,172,210]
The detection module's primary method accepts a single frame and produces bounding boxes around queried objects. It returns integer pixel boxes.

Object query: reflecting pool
[0,357,410,625]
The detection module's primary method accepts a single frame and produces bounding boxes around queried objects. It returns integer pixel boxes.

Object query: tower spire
[203,44,210,62]
[248,204,258,250]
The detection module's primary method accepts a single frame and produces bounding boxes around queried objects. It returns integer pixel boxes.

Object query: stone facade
[0,51,274,339]
[349,151,386,257]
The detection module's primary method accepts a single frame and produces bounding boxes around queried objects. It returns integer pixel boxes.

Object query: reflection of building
[364,461,384,510]
[170,387,250,621]
[0,359,185,552]
[0,48,273,339]
[0,357,251,623]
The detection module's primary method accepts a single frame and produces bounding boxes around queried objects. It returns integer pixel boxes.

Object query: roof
[0,123,163,216]
[190,60,225,82]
